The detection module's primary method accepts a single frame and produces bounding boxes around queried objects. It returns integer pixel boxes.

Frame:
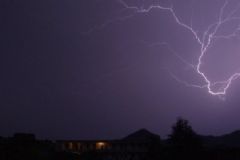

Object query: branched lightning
[85,0,240,97]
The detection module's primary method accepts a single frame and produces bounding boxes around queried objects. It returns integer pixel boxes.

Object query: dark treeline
[1,118,240,160]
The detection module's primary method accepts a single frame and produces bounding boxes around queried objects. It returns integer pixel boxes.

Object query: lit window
[96,142,106,150]
[68,142,73,150]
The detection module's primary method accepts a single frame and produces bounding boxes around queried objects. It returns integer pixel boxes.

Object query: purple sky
[1,0,240,140]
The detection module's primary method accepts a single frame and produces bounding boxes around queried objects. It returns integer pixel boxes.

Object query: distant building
[56,129,161,160]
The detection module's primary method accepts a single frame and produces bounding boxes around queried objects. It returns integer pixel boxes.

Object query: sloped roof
[122,129,160,142]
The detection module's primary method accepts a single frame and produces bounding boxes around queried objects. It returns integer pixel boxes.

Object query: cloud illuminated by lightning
[85,0,240,97]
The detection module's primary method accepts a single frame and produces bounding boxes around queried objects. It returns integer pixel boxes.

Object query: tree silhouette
[168,118,202,150]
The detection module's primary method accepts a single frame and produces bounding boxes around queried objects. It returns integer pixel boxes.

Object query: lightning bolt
[84,0,240,97]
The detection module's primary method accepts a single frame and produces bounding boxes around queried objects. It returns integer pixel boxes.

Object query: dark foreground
[2,118,240,160]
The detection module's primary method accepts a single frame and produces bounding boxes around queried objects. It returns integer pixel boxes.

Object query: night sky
[1,0,240,140]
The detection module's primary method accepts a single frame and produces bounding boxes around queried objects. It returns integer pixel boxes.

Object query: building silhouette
[56,129,161,160]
